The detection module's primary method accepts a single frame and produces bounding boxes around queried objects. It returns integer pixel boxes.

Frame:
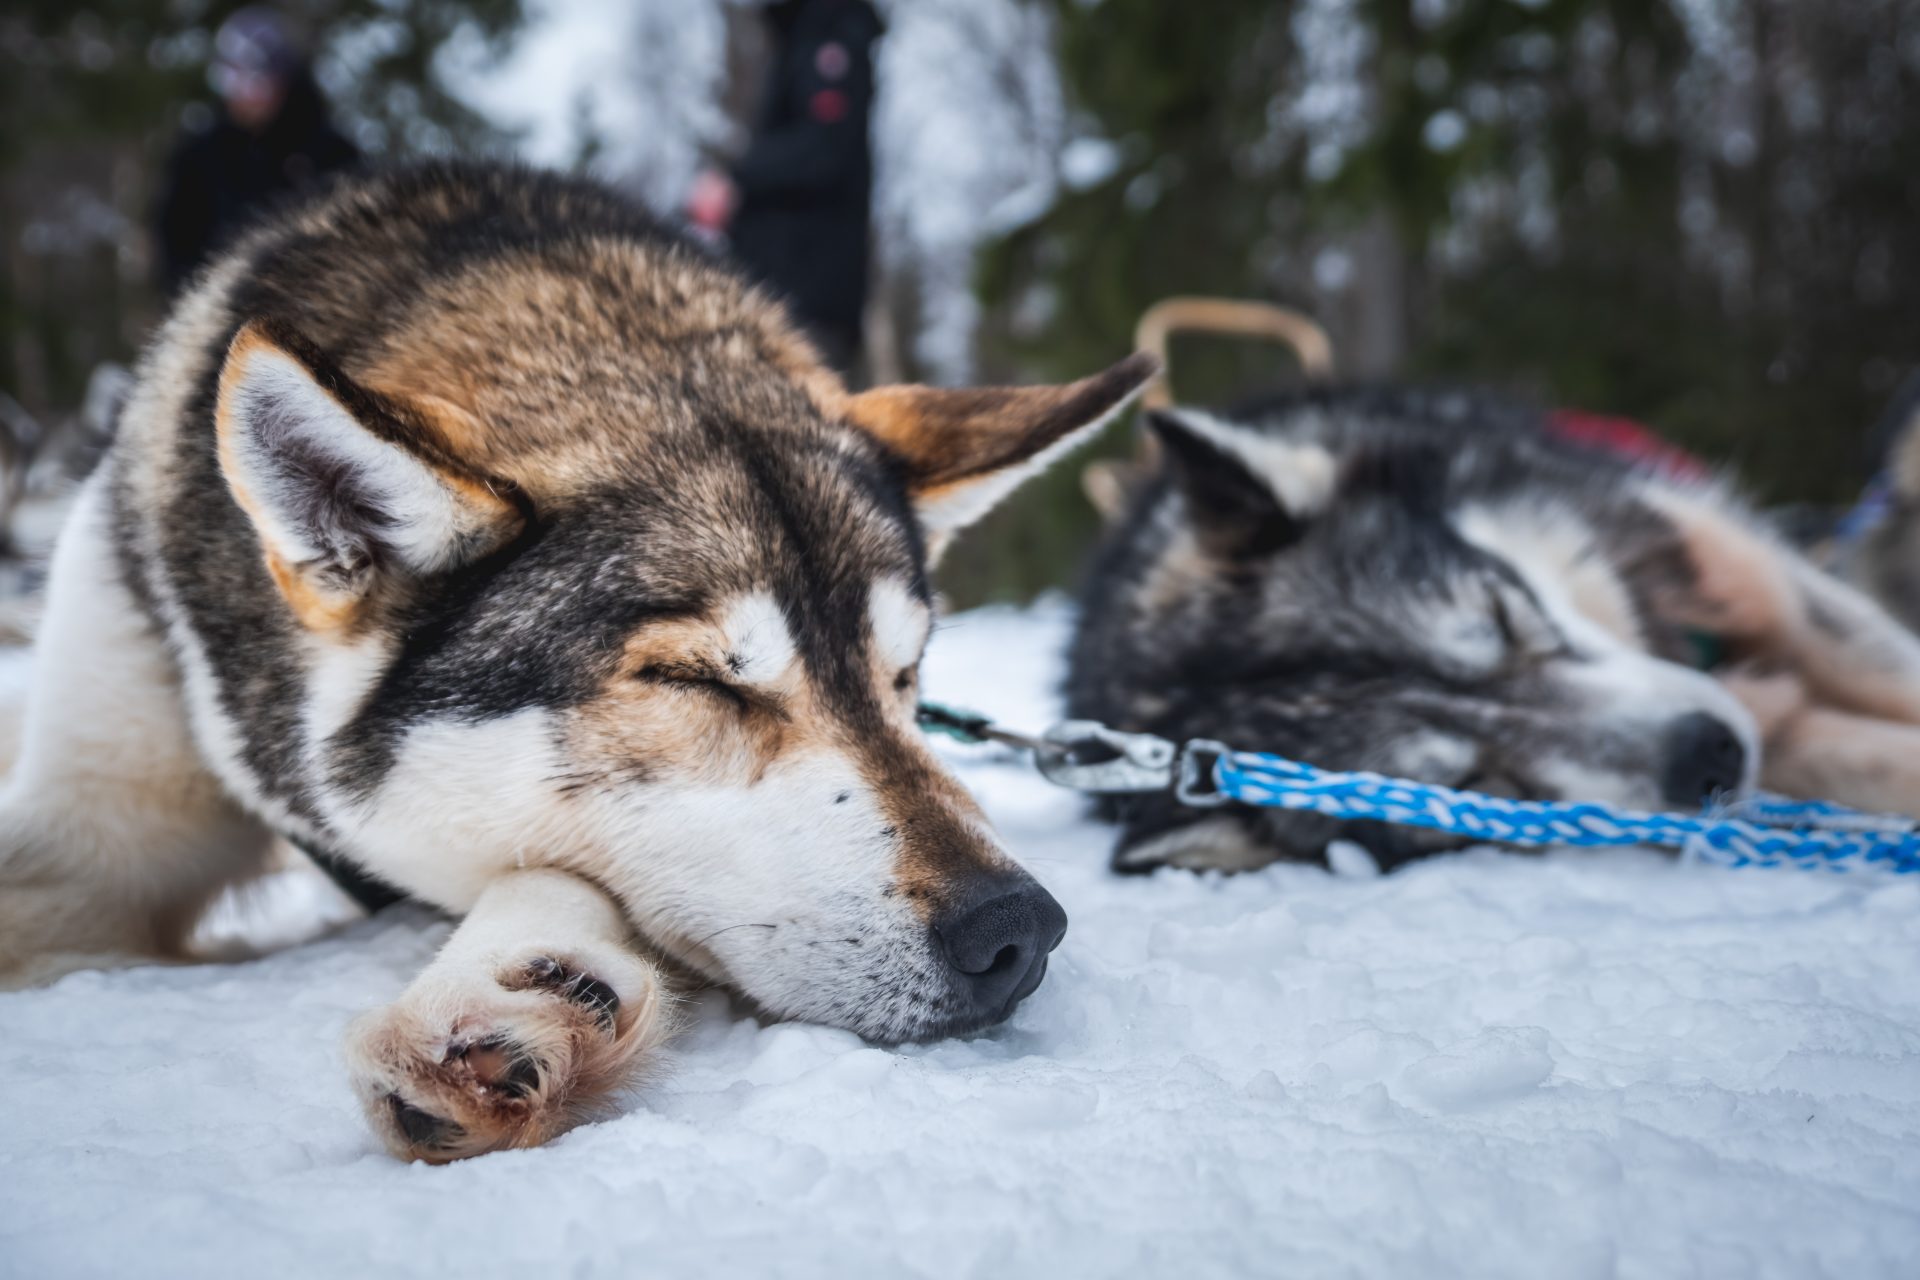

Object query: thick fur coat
[0,164,1155,1160]
[1069,388,1920,872]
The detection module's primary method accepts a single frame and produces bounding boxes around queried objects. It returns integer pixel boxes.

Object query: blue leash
[1200,747,1920,875]
[917,703,1920,876]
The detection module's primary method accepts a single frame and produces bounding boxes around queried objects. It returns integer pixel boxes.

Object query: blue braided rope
[1211,751,1920,875]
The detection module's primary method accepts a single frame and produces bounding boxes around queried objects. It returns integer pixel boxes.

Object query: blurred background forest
[4,0,1917,604]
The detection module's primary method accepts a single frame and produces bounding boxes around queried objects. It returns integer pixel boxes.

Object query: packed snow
[3,602,1919,1278]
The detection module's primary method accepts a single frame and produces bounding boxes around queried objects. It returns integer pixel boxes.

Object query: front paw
[345,950,667,1162]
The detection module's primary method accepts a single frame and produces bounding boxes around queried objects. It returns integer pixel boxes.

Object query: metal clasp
[1175,739,1230,806]
[1035,720,1177,793]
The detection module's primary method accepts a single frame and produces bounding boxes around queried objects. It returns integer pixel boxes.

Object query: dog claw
[517,956,621,1030]
[387,1094,462,1150]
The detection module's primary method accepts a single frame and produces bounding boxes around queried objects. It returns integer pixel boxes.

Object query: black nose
[1660,712,1748,807]
[932,877,1068,1027]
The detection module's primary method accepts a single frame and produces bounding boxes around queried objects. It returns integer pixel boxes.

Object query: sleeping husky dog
[0,164,1155,1160]
[1068,388,1920,873]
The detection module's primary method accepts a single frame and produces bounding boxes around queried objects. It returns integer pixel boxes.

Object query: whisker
[689,921,779,951]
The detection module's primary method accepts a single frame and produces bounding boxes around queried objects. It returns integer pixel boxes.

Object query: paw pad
[454,1036,543,1097]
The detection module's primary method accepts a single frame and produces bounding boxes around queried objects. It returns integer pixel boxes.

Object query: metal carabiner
[1175,739,1230,806]
[1034,720,1178,793]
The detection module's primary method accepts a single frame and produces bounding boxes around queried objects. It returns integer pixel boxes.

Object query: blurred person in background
[154,7,360,296]
[687,0,882,374]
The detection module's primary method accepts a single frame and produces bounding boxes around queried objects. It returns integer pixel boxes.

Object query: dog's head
[1095,405,1758,871]
[211,285,1154,1042]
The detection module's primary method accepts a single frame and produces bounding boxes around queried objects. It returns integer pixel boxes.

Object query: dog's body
[1069,387,1920,873]
[0,164,1154,1159]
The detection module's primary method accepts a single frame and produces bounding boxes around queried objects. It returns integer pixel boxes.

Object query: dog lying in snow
[1067,387,1920,873]
[0,163,1156,1160]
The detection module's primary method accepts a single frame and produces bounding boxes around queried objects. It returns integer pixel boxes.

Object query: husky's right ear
[839,353,1159,558]
[1145,408,1334,558]
[215,321,523,629]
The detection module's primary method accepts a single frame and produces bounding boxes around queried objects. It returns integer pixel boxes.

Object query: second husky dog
[0,164,1156,1160]
[1068,388,1920,873]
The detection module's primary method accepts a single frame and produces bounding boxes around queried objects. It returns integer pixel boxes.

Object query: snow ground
[3,603,1918,1279]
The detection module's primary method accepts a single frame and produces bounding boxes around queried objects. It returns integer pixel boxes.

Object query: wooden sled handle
[1083,298,1335,521]
[1132,297,1334,409]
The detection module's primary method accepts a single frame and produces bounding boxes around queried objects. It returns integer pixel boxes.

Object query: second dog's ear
[841,353,1159,554]
[1145,408,1334,558]
[215,321,523,630]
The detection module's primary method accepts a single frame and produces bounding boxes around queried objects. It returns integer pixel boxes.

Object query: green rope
[915,700,995,745]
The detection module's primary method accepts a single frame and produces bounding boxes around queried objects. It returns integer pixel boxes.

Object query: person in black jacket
[154,8,359,296]
[688,0,882,373]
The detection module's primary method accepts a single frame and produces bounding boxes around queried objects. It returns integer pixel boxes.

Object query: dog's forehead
[569,420,922,576]
[423,433,923,663]
[1144,493,1510,696]
[537,448,930,680]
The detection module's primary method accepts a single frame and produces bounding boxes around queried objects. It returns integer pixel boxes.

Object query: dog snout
[1660,711,1748,807]
[931,876,1068,1029]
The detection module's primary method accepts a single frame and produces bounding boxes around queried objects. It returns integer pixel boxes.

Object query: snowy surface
[4,603,1920,1278]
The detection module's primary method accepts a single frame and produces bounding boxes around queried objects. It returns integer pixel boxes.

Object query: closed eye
[1489,583,1570,661]
[636,662,751,711]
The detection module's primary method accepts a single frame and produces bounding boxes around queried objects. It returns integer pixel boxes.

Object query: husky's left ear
[1145,407,1336,558]
[841,353,1159,548]
[215,320,524,629]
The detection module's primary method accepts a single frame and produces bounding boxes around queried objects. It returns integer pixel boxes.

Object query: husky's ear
[841,353,1159,550]
[1145,408,1333,558]
[215,321,523,629]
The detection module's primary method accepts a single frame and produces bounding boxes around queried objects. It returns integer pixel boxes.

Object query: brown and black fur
[0,162,1156,1160]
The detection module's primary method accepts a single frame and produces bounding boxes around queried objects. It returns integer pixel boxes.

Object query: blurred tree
[953,0,1920,607]
[951,0,1300,605]
[1,0,525,428]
